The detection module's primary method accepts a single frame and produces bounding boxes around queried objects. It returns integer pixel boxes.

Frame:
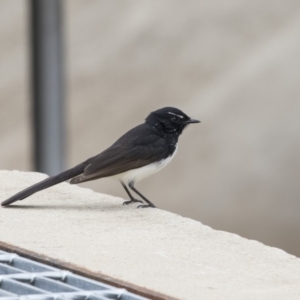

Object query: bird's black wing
[70,125,169,184]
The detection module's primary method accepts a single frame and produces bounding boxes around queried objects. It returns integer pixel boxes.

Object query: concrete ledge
[1,170,300,300]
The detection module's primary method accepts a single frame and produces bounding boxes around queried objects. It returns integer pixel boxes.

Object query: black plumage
[71,124,175,184]
[1,107,200,208]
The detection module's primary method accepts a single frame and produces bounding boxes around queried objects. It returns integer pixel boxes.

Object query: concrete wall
[0,0,300,256]
[1,171,300,300]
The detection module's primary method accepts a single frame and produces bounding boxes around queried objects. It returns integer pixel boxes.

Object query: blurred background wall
[0,0,299,256]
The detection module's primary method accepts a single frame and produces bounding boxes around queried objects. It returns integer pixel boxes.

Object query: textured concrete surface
[0,0,300,256]
[1,171,300,300]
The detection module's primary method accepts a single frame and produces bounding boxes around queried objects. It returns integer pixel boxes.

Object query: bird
[1,107,200,208]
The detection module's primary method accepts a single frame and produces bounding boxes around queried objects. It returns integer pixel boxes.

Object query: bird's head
[146,107,200,135]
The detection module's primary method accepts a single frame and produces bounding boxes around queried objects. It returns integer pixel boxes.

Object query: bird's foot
[123,199,143,205]
[137,203,157,209]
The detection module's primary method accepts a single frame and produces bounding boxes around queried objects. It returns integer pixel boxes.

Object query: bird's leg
[128,182,157,208]
[121,182,143,205]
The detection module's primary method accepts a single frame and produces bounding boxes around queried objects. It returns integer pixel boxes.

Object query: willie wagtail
[1,107,200,208]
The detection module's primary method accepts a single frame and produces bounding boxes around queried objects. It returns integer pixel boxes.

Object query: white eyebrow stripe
[168,112,184,118]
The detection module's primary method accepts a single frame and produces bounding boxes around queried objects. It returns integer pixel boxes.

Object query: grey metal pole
[30,0,65,176]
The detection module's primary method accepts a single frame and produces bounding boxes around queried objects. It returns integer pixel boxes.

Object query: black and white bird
[1,107,200,208]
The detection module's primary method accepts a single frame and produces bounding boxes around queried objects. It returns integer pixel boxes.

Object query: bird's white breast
[117,145,178,184]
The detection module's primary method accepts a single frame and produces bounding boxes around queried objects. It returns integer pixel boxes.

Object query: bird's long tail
[1,157,94,207]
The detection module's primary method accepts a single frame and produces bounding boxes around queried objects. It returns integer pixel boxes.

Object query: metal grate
[0,250,148,300]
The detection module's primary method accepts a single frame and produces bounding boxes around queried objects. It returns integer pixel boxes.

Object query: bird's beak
[186,118,201,124]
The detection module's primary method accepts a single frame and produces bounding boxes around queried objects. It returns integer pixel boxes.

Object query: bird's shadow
[1,202,138,212]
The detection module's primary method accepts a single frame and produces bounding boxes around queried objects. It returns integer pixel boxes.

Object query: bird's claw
[123,199,143,205]
[137,204,157,209]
